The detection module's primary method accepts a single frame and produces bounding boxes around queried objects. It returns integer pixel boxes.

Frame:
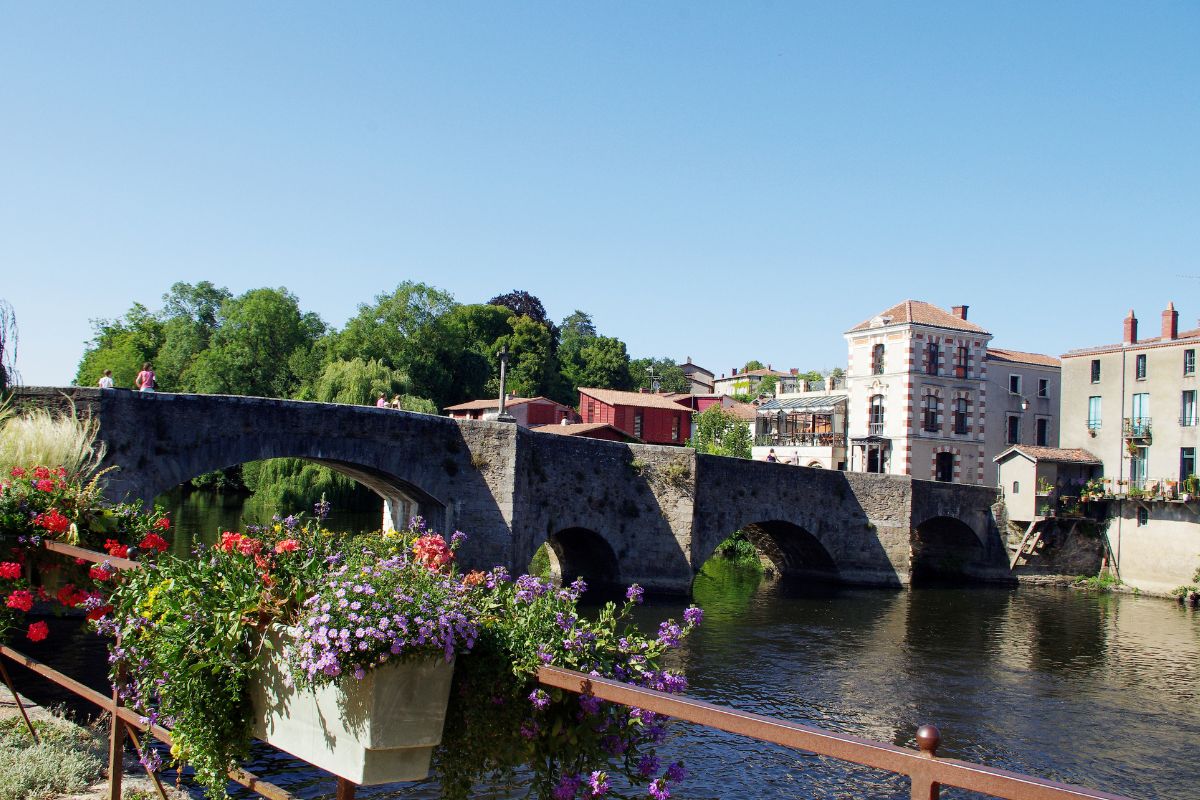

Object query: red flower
[0,562,21,580]
[274,539,300,554]
[34,509,71,534]
[33,466,51,480]
[253,554,271,571]
[89,565,114,582]
[103,540,129,558]
[10,467,25,478]
[218,532,242,553]
[57,584,87,608]
[236,537,263,557]
[86,604,113,621]
[34,479,55,492]
[154,517,171,530]
[412,535,453,572]
[54,467,67,477]
[140,533,169,553]
[26,621,49,642]
[6,590,34,612]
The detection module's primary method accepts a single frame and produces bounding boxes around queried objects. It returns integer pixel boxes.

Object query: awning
[757,394,847,415]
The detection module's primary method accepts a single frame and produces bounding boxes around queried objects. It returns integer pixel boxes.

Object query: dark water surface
[12,493,1200,800]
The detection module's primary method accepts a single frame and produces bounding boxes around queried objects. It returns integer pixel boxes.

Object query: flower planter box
[249,629,455,785]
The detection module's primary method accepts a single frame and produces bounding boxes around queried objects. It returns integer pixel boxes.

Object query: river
[14,493,1200,800]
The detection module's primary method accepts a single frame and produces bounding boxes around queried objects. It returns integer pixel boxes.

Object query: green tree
[630,357,689,393]
[190,288,323,398]
[757,375,779,396]
[743,359,766,372]
[495,316,557,398]
[556,310,596,394]
[575,335,633,391]
[309,357,412,406]
[441,304,516,404]
[155,282,234,390]
[333,282,460,407]
[74,303,165,388]
[689,405,752,459]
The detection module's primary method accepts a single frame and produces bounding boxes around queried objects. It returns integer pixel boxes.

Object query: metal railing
[3,538,1137,800]
[1122,417,1152,438]
[1180,414,1198,427]
[868,421,885,435]
[754,433,846,448]
[538,667,1133,800]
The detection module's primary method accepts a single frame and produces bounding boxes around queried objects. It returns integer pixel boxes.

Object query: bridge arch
[544,527,621,593]
[909,515,988,584]
[701,519,839,582]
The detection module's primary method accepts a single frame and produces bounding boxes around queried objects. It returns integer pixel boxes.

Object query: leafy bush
[0,715,104,800]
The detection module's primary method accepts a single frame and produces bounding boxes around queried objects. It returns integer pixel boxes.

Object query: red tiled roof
[443,395,570,413]
[993,446,1102,465]
[847,300,990,335]
[1062,327,1200,358]
[986,348,1060,368]
[725,401,758,421]
[530,422,640,441]
[578,388,693,411]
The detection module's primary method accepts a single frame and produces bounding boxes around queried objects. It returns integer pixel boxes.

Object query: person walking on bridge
[135,362,155,393]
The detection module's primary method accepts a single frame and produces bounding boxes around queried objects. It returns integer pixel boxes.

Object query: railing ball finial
[916,724,941,757]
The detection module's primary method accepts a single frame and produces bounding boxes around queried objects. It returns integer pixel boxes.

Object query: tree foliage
[630,357,689,394]
[689,406,752,459]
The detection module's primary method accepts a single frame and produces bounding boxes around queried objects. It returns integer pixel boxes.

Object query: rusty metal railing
[536,667,1135,800]
[3,538,1138,800]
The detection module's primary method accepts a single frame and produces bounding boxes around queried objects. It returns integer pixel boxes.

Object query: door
[935,452,954,482]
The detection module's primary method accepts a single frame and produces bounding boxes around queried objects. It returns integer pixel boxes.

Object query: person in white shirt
[98,369,115,389]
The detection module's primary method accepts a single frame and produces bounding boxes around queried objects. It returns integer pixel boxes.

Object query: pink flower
[34,479,54,492]
[413,535,453,572]
[26,621,49,642]
[274,539,300,554]
[10,467,25,478]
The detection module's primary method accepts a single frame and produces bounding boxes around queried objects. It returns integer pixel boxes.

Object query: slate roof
[993,445,1102,465]
[578,388,693,411]
[847,300,990,335]
[986,348,1061,368]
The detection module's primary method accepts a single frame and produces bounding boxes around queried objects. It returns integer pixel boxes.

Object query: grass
[1073,572,1122,592]
[0,399,106,480]
[0,714,105,800]
[715,530,764,571]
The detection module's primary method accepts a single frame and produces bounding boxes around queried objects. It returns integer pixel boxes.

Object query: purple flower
[637,755,660,778]
[529,689,550,711]
[648,778,670,800]
[665,762,687,782]
[587,771,610,797]
[450,530,466,547]
[352,666,366,680]
[625,584,644,605]
[683,606,703,626]
[552,774,581,800]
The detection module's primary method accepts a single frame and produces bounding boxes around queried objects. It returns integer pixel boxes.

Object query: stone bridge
[14,388,1009,594]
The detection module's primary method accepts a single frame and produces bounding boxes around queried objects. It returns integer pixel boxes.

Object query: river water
[15,493,1200,800]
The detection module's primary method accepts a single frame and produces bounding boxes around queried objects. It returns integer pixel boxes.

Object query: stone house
[1058,303,1200,594]
[843,300,1061,486]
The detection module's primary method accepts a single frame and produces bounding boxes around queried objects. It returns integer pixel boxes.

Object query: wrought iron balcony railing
[1122,417,1152,438]
[754,433,846,448]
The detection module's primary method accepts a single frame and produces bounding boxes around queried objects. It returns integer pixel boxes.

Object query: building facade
[443,396,577,427]
[711,366,790,398]
[844,300,1060,486]
[1058,304,1199,594]
[751,378,848,469]
[678,357,715,394]
[578,388,693,446]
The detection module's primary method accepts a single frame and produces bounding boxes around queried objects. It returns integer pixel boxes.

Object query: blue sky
[2,2,1197,387]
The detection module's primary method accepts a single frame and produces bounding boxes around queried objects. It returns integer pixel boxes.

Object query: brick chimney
[1123,310,1138,345]
[951,305,969,320]
[731,367,737,376]
[1162,302,1178,341]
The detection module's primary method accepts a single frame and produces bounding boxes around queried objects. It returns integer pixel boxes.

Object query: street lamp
[496,346,516,423]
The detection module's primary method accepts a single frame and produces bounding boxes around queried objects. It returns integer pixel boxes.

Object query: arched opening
[910,516,985,584]
[545,527,620,594]
[700,520,838,586]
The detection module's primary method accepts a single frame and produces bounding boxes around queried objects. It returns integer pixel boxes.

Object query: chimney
[1162,302,1179,341]
[767,363,772,371]
[790,368,798,376]
[686,356,693,364]
[951,305,968,320]
[731,367,738,376]
[1123,310,1138,345]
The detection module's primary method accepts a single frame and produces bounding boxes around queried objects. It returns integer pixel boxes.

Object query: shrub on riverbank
[0,714,105,800]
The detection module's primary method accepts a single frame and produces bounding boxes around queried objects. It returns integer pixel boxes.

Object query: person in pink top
[375,393,388,408]
[135,362,156,392]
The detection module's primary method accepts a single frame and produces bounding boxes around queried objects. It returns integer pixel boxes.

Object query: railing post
[336,777,356,800]
[910,724,941,800]
[109,634,125,800]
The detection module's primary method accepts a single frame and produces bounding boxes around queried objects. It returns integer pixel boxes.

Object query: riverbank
[0,692,185,800]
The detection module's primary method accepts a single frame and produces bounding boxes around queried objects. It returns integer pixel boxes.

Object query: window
[934,452,954,482]
[1131,393,1150,432]
[1186,349,1196,376]
[633,411,643,439]
[1009,375,1021,395]
[1181,448,1196,483]
[955,346,969,378]
[1036,417,1049,447]
[586,399,596,422]
[868,395,885,434]
[1087,396,1102,430]
[922,393,939,432]
[1012,481,1020,494]
[1091,359,1101,383]
[671,416,680,441]
[1006,415,1020,444]
[1136,507,1148,527]
[1135,353,1147,380]
[1182,390,1197,426]
[871,344,885,375]
[1038,379,1049,398]
[926,342,939,376]
[953,397,969,434]
[1130,445,1148,488]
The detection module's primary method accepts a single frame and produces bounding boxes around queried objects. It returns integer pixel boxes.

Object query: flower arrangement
[107,512,702,800]
[0,464,169,644]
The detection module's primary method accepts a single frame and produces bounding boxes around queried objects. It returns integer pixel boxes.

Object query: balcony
[754,433,846,448]
[1122,417,1152,439]
[868,422,884,436]
[1181,415,1198,428]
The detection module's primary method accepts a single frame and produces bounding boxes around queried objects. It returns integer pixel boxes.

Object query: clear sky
[2,2,1197,387]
